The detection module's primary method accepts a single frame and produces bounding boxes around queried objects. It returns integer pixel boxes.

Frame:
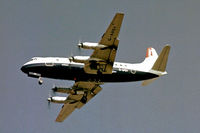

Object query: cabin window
[31,58,37,61]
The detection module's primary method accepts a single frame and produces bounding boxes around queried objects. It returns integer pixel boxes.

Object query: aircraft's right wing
[84,13,124,74]
[55,81,102,122]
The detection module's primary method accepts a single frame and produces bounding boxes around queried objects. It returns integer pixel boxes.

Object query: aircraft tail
[140,47,158,71]
[142,45,171,86]
[151,45,171,73]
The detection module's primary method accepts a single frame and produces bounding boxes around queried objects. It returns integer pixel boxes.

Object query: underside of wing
[99,13,124,46]
[84,13,124,74]
[55,103,76,122]
[55,81,102,122]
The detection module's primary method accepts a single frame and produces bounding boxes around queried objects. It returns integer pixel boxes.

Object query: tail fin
[145,47,158,58]
[142,45,171,86]
[151,45,171,73]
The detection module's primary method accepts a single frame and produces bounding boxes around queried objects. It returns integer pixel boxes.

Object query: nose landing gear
[38,77,43,85]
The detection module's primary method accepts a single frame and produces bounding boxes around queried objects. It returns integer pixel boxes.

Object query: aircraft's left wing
[84,13,124,74]
[55,81,102,122]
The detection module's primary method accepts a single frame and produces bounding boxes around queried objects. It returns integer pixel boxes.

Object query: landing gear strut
[81,93,87,104]
[38,77,43,85]
[81,96,87,104]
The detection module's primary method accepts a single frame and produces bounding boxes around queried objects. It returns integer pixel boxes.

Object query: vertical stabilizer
[151,45,171,72]
[142,45,171,86]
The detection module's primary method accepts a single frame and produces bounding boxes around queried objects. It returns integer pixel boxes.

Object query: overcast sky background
[1,0,200,133]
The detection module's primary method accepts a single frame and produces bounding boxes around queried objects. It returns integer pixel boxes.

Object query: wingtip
[164,44,171,48]
[116,12,124,16]
[55,119,63,123]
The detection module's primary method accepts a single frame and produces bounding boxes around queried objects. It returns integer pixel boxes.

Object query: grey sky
[0,0,200,132]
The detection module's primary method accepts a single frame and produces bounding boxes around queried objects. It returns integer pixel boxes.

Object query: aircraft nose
[21,65,28,73]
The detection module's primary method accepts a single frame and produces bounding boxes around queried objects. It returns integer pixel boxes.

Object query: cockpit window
[31,57,37,61]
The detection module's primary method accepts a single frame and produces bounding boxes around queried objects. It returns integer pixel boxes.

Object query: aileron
[99,13,124,46]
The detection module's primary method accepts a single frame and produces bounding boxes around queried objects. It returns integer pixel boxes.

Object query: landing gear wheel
[38,77,43,85]
[81,96,87,104]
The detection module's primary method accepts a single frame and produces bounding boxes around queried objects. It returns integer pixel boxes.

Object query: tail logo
[146,47,153,58]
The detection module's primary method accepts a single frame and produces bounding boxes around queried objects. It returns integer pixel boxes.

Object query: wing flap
[55,82,102,122]
[76,85,102,109]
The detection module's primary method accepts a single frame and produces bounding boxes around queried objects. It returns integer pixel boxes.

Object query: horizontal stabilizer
[152,45,171,72]
[142,78,158,86]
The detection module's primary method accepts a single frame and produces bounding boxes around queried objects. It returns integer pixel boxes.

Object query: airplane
[21,13,171,122]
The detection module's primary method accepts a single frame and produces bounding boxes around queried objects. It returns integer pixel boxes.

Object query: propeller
[77,39,83,55]
[47,88,55,109]
[68,38,83,60]
[70,45,74,57]
[47,92,51,109]
[69,40,80,58]
[52,84,56,95]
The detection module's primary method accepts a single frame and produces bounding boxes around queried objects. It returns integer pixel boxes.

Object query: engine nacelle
[78,42,107,50]
[69,56,89,63]
[52,86,86,95]
[47,96,67,104]
[52,87,73,94]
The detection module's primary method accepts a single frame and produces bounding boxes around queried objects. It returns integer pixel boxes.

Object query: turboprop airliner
[21,13,171,122]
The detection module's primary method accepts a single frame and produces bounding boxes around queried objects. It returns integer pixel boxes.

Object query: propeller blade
[52,84,56,95]
[48,100,51,109]
[47,91,52,109]
[77,38,82,55]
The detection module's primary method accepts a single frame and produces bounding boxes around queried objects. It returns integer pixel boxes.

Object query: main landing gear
[97,69,103,75]
[38,77,43,85]
[80,93,88,104]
